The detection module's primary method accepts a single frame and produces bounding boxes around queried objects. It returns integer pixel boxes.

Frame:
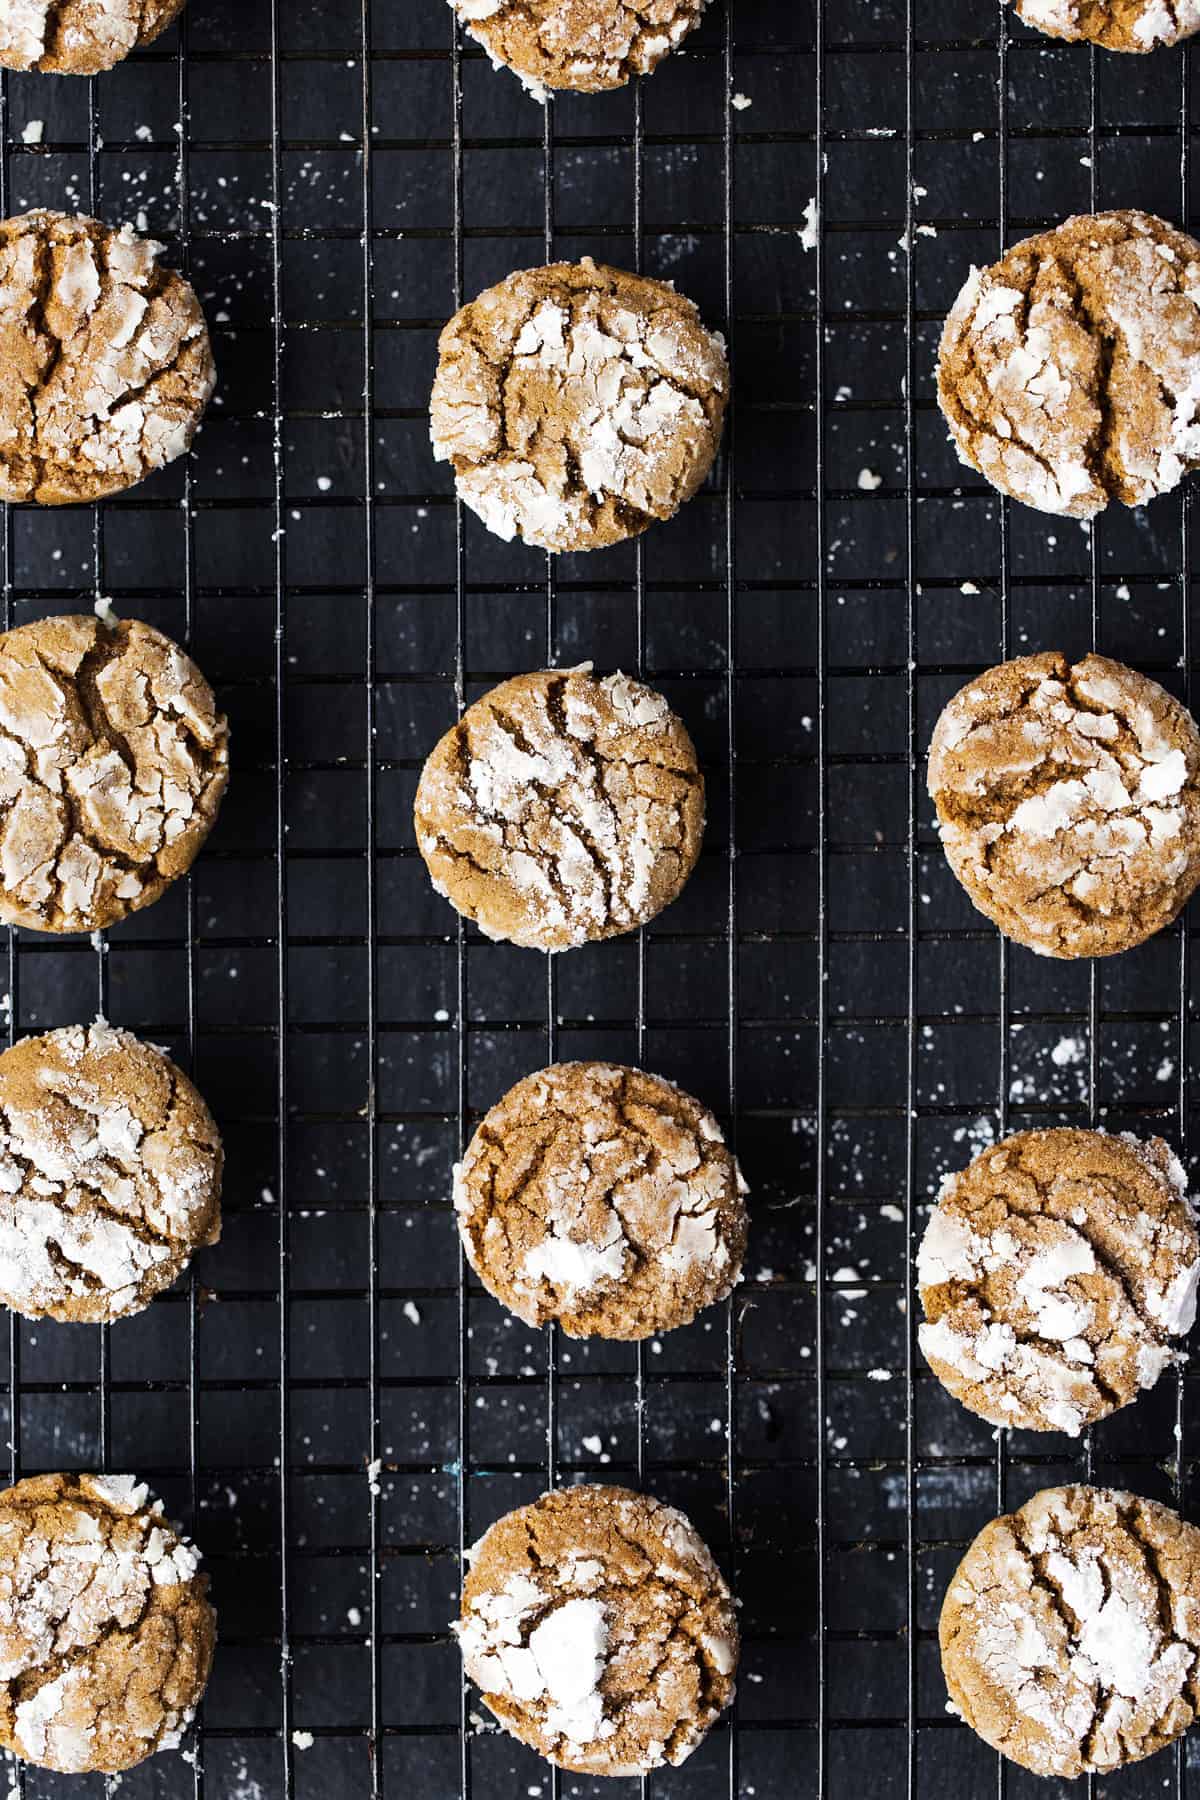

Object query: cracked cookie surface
[0,1020,221,1323]
[1015,0,1199,51]
[454,1061,747,1339]
[0,0,185,74]
[940,1484,1200,1778]
[0,612,229,934]
[447,0,706,97]
[415,665,704,951]
[0,1472,214,1774]
[0,211,214,505]
[430,258,728,553]
[457,1484,737,1775]
[927,650,1200,957]
[937,211,1200,518]
[918,1128,1199,1435]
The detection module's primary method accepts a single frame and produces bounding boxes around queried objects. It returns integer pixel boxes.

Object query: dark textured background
[0,0,1197,1793]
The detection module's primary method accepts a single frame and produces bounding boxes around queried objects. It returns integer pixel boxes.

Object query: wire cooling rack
[0,0,1197,1795]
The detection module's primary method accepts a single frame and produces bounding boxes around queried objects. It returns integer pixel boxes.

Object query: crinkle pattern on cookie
[0,211,214,505]
[454,1062,747,1339]
[0,0,185,75]
[0,1472,214,1775]
[415,666,704,951]
[0,1021,221,1323]
[0,613,229,934]
[457,1485,737,1775]
[430,259,728,553]
[1015,0,1199,53]
[918,1129,1199,1435]
[927,651,1200,957]
[937,211,1200,518]
[448,0,706,97]
[940,1485,1200,1778]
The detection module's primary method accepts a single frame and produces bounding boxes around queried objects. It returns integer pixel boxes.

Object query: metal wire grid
[0,0,1193,1797]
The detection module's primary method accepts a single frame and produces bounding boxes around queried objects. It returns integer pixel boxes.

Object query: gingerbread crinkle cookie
[0,613,229,934]
[431,258,728,553]
[0,1472,215,1775]
[927,651,1200,957]
[918,1128,1199,1435]
[457,1485,737,1775]
[415,665,704,951]
[0,210,214,506]
[448,0,707,97]
[0,0,186,74]
[940,1485,1200,1778]
[938,211,1200,518]
[1014,0,1200,52]
[454,1061,747,1338]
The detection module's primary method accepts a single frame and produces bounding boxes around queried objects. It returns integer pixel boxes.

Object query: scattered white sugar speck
[867,1368,892,1381]
[1157,1058,1176,1082]
[366,1458,382,1496]
[21,120,42,145]
[832,1266,867,1299]
[347,1606,362,1626]
[1051,1035,1085,1068]
[731,92,752,109]
[93,596,118,625]
[402,1300,421,1326]
[960,581,979,594]
[857,468,883,491]
[581,1434,603,1454]
[316,476,332,492]
[291,1731,314,1750]
[880,1204,903,1222]
[800,195,819,252]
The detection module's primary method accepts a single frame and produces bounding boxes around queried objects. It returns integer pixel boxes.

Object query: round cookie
[457,1484,737,1775]
[0,1472,214,1775]
[0,1020,221,1323]
[0,0,186,74]
[918,1128,1199,1436]
[0,612,229,934]
[454,1061,747,1339]
[415,665,704,951]
[448,0,706,98]
[1015,0,1198,52]
[927,650,1200,958]
[430,257,728,553]
[0,211,214,505]
[940,1484,1200,1778]
[937,211,1200,518]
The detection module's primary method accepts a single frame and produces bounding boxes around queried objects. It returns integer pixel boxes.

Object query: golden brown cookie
[0,1472,214,1775]
[937,211,1200,518]
[415,665,704,951]
[940,1485,1200,1779]
[918,1129,1198,1435]
[0,211,214,505]
[457,1485,737,1775]
[0,1020,221,1323]
[927,651,1200,957]
[430,258,728,553]
[1015,0,1198,51]
[0,612,229,934]
[0,0,185,74]
[448,0,707,97]
[454,1061,747,1339]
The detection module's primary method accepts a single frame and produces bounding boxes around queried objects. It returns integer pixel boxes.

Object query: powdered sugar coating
[0,0,185,75]
[454,1061,748,1339]
[0,613,229,934]
[918,1127,1199,1435]
[938,211,1200,519]
[431,258,728,553]
[457,1485,737,1776]
[415,665,704,951]
[941,1485,1200,1778]
[927,650,1200,957]
[1014,0,1200,52]
[0,1471,214,1775]
[0,211,213,506]
[448,0,706,96]
[0,1020,221,1323]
